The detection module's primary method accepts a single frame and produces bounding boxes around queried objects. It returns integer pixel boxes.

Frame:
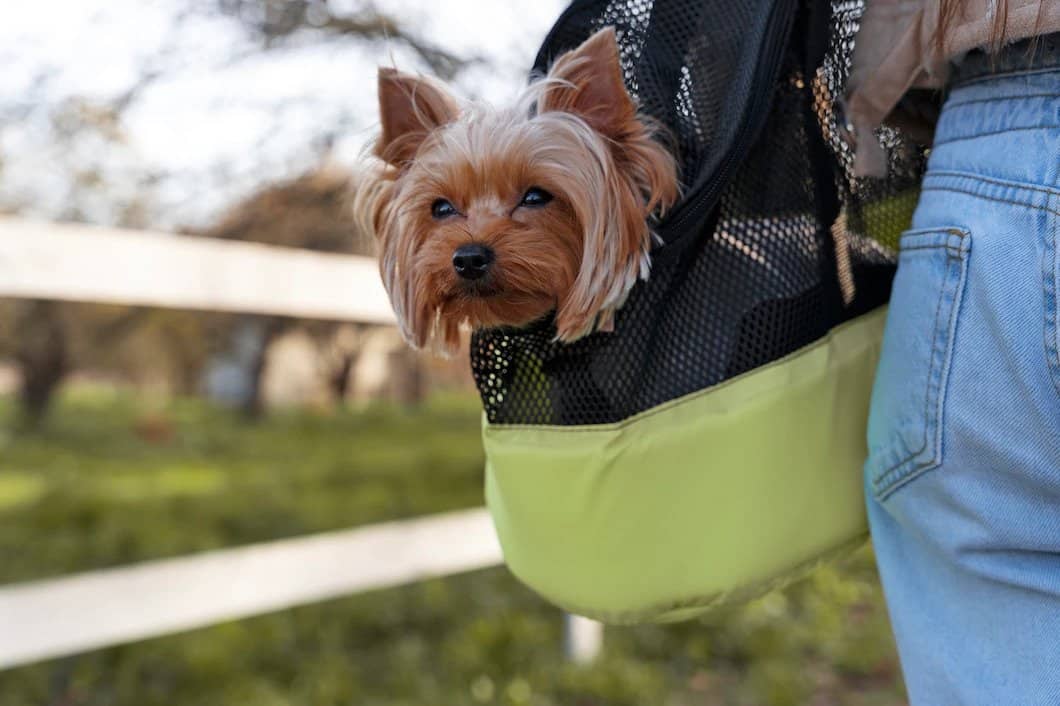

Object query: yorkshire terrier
[357,27,679,354]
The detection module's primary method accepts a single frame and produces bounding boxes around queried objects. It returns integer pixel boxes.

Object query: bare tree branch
[218,1,481,79]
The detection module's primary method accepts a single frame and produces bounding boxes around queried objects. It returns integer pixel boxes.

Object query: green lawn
[0,391,906,706]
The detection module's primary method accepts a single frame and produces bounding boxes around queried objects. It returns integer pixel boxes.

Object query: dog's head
[357,28,678,353]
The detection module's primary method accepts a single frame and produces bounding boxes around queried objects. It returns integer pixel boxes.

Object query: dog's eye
[519,187,553,208]
[431,198,457,219]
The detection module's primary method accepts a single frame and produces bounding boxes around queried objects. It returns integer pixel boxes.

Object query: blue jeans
[863,60,1060,705]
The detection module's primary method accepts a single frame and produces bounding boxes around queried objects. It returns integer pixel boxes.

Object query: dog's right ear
[376,68,460,167]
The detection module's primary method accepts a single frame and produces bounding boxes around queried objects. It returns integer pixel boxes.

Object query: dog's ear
[540,27,635,138]
[376,68,460,166]
[546,28,679,344]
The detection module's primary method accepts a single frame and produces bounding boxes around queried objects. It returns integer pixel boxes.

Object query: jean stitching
[930,125,1060,149]
[1046,191,1060,399]
[900,245,969,256]
[871,229,969,496]
[953,66,1060,88]
[870,276,939,493]
[876,242,970,501]
[872,251,951,493]
[943,92,1060,110]
[920,187,1060,217]
[925,170,1060,199]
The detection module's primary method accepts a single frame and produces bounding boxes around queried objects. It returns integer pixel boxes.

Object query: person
[844,2,1060,704]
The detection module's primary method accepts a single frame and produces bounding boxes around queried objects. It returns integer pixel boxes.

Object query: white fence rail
[0,219,602,670]
[0,509,501,670]
[0,217,395,323]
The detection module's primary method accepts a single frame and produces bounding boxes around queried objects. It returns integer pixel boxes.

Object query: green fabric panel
[483,307,887,624]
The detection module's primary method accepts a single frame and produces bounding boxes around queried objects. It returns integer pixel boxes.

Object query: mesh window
[471,0,924,426]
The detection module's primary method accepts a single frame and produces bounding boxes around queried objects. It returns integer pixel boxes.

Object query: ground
[0,390,906,705]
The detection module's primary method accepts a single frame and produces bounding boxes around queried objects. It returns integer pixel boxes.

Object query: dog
[356,27,679,355]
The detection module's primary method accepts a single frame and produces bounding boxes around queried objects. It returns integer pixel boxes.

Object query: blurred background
[0,1,907,704]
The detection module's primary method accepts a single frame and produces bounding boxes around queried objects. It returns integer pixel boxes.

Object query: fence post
[563,614,603,663]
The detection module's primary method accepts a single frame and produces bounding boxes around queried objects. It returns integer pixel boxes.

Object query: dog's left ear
[376,68,460,166]
[540,27,635,137]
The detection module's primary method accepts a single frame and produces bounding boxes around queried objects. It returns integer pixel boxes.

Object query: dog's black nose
[452,244,494,280]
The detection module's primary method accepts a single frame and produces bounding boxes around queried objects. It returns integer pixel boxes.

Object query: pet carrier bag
[472,0,925,623]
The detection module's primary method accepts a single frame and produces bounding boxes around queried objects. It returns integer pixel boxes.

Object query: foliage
[197,168,371,255]
[190,166,388,416]
[0,391,905,705]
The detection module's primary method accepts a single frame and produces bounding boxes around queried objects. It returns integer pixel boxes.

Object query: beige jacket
[845,0,1060,176]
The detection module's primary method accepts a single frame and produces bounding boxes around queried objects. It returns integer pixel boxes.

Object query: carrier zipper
[658,0,798,248]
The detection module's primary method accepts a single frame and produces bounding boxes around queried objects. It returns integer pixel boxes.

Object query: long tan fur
[355,27,679,353]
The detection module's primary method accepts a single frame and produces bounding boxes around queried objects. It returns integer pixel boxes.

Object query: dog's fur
[356,28,679,354]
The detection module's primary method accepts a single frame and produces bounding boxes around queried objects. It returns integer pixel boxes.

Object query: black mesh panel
[471,0,923,426]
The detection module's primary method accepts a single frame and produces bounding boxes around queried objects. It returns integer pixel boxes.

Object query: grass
[0,390,906,705]
[0,389,485,583]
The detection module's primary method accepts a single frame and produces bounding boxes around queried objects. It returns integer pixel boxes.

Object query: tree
[216,0,476,79]
[0,0,486,420]
[13,301,69,427]
[197,165,408,417]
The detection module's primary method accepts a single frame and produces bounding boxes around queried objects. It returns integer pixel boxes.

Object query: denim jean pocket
[866,228,971,500]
